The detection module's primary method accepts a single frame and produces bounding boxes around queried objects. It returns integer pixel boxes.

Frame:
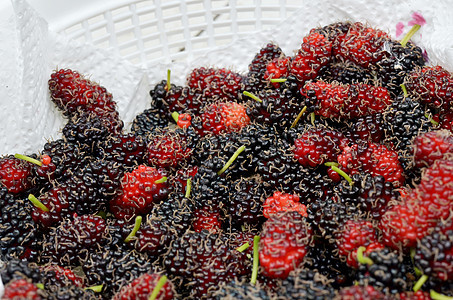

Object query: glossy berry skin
[398,291,431,300]
[245,88,302,130]
[96,133,147,167]
[132,218,170,256]
[334,22,390,69]
[192,206,222,232]
[39,264,85,288]
[243,42,284,95]
[415,220,453,281]
[380,160,453,249]
[383,96,432,154]
[31,186,71,228]
[263,191,307,218]
[289,32,332,85]
[0,157,33,194]
[186,67,243,102]
[2,278,42,300]
[379,201,433,249]
[146,129,193,169]
[338,141,404,186]
[410,159,453,221]
[48,69,123,134]
[0,198,40,261]
[406,65,453,109]
[198,102,250,135]
[413,129,453,168]
[259,211,312,279]
[110,165,169,219]
[113,273,174,300]
[335,285,388,300]
[302,81,392,120]
[264,56,291,87]
[293,127,348,167]
[336,219,381,268]
[40,214,106,266]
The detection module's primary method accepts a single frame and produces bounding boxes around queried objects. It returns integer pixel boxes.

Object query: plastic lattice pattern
[27,0,304,66]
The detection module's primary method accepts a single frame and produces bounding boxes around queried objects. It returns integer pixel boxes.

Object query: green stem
[36,283,45,290]
[154,177,167,184]
[413,274,428,292]
[28,194,49,212]
[148,275,168,300]
[270,78,287,83]
[356,246,373,265]
[85,284,103,293]
[14,153,42,166]
[185,178,192,198]
[430,290,453,300]
[236,242,250,253]
[326,164,353,185]
[171,112,179,123]
[217,145,246,175]
[324,162,339,168]
[425,113,439,126]
[250,235,260,285]
[400,84,408,97]
[401,24,421,47]
[290,106,307,128]
[124,216,142,243]
[243,91,262,103]
[310,112,315,126]
[166,69,171,90]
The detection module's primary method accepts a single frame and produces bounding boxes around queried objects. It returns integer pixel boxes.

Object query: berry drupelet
[130,107,170,137]
[259,211,312,279]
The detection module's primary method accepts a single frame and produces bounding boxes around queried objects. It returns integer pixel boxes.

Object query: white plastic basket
[26,0,305,67]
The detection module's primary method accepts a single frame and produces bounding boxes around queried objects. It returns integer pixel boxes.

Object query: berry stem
[430,290,453,300]
[236,242,250,252]
[324,162,339,168]
[148,275,168,300]
[410,247,423,276]
[217,145,246,175]
[154,177,168,184]
[290,106,307,128]
[171,112,180,123]
[424,113,439,126]
[36,283,44,290]
[356,246,373,265]
[250,235,260,285]
[185,178,192,198]
[166,69,171,91]
[310,112,315,126]
[124,215,143,243]
[401,24,421,47]
[270,78,287,83]
[400,84,408,97]
[324,164,353,185]
[14,153,42,166]
[243,91,262,103]
[413,274,428,292]
[84,284,104,293]
[28,194,49,212]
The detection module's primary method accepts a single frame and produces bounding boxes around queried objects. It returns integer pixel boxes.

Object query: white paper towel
[0,0,452,158]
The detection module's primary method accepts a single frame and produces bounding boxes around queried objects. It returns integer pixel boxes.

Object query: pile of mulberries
[2,20,453,300]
